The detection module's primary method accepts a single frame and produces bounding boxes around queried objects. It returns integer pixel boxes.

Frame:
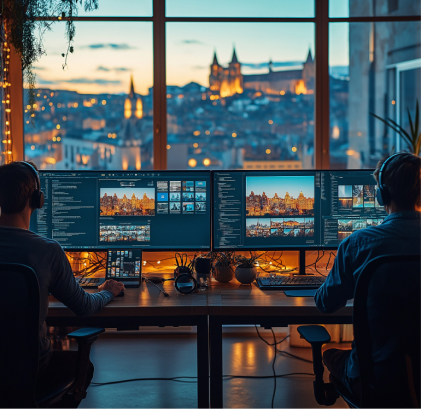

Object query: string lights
[1,33,13,164]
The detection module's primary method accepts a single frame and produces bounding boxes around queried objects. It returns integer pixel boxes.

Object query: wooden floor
[80,330,349,408]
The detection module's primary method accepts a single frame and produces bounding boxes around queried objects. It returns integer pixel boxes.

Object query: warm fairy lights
[1,37,13,164]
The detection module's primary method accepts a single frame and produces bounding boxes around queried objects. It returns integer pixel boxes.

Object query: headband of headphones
[18,161,44,209]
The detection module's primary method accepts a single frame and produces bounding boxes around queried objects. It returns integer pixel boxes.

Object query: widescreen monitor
[212,170,387,250]
[30,170,211,250]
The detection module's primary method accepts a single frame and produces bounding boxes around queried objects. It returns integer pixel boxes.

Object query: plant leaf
[415,100,420,140]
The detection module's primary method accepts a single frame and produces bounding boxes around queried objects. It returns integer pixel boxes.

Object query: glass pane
[329,22,421,169]
[166,23,315,170]
[35,0,152,17]
[167,0,314,17]
[24,22,153,170]
[330,0,421,18]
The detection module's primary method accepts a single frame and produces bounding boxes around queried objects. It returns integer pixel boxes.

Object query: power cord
[91,373,314,387]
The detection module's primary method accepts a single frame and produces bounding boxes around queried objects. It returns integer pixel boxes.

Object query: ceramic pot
[235,266,257,284]
[213,262,234,283]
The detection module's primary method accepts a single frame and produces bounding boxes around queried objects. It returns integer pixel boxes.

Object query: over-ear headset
[18,161,45,209]
[376,153,403,207]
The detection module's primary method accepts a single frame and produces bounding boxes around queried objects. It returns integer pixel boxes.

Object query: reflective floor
[81,330,349,408]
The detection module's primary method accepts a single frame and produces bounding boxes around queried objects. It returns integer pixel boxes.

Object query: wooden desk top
[206,279,353,318]
[48,274,352,320]
[48,280,208,317]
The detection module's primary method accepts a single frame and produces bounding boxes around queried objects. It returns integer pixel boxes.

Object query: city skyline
[246,176,314,198]
[31,2,349,95]
[100,187,155,199]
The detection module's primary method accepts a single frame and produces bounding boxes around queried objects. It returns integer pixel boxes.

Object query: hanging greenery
[1,0,98,108]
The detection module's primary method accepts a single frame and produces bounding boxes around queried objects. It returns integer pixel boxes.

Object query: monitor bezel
[38,170,213,252]
[211,168,379,252]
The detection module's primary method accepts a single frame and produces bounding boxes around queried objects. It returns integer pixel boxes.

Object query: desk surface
[48,280,208,318]
[48,277,352,319]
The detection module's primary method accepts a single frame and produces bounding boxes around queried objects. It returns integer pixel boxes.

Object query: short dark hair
[0,161,38,214]
[373,153,421,209]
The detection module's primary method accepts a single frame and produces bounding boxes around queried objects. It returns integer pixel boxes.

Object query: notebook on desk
[66,248,142,288]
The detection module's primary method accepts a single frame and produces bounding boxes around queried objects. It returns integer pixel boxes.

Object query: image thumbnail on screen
[100,188,155,216]
[99,224,151,243]
[246,176,314,217]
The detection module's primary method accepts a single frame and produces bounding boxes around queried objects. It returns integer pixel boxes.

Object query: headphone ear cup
[38,191,45,209]
[376,186,384,206]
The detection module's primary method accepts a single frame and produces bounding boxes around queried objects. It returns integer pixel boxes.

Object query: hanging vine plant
[1,0,98,108]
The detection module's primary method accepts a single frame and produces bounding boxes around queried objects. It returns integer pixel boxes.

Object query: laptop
[66,248,142,288]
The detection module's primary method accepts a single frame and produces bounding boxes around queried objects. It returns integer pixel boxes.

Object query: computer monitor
[30,170,211,250]
[212,170,387,250]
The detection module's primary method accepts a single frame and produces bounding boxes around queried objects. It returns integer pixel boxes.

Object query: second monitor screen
[213,170,387,250]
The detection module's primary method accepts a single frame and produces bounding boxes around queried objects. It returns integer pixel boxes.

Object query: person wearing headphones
[0,161,125,406]
[315,152,421,400]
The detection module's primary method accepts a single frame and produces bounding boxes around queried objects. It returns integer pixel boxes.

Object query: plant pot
[213,262,234,283]
[235,266,257,284]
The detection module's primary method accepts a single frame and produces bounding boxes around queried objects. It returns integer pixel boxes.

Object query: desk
[46,282,209,409]
[207,281,353,408]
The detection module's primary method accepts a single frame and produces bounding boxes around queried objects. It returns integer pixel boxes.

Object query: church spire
[128,75,135,99]
[231,47,238,64]
[212,50,219,66]
[305,48,313,63]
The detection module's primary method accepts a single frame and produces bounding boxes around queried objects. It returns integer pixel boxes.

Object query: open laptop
[66,248,142,288]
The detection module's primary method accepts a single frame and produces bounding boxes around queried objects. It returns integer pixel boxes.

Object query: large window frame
[9,0,421,169]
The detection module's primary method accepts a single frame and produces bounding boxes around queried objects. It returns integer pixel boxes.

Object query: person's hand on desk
[98,280,125,298]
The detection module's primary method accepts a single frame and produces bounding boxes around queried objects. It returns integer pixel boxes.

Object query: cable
[144,278,169,297]
[271,328,277,408]
[91,373,314,387]
[255,325,289,346]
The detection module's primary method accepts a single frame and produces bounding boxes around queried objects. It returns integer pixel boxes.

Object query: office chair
[298,254,420,408]
[0,263,104,408]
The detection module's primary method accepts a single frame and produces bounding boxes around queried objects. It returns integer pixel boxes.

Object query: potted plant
[234,253,260,284]
[212,252,236,283]
[371,100,421,156]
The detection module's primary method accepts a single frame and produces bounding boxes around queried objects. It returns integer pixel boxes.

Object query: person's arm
[314,237,355,313]
[48,245,121,317]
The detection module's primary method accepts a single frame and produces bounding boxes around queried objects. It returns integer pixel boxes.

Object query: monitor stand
[295,250,313,276]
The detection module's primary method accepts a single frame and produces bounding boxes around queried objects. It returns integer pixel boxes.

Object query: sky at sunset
[32,0,350,95]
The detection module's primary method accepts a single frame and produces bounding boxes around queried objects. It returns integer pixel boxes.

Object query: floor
[80,330,349,408]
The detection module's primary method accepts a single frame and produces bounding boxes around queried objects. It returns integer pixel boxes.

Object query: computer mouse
[116,290,125,297]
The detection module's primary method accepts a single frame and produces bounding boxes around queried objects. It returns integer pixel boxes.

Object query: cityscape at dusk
[100,188,155,216]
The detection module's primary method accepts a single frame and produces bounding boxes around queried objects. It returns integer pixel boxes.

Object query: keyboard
[256,275,326,290]
[75,277,105,287]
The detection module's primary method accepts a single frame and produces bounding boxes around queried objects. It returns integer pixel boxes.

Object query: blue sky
[33,0,349,94]
[100,188,155,199]
[246,176,314,198]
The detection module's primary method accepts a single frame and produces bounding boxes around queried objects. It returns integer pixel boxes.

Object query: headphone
[376,153,404,207]
[18,161,45,209]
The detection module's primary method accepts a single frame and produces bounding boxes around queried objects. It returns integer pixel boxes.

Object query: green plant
[213,252,236,267]
[371,100,421,156]
[235,252,260,268]
[1,0,98,108]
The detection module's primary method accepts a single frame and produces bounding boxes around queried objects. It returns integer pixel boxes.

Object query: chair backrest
[353,254,420,408]
[0,263,41,408]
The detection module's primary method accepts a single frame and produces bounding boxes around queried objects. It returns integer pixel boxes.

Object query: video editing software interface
[30,171,211,250]
[66,249,142,279]
[213,170,387,250]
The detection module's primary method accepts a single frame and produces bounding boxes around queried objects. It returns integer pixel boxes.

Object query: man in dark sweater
[315,152,421,399]
[0,161,124,404]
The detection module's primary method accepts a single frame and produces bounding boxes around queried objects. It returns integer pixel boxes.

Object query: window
[329,21,421,169]
[166,23,315,170]
[13,1,421,170]
[24,22,153,170]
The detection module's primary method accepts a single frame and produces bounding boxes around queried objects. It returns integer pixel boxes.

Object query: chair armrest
[66,328,104,401]
[297,325,338,406]
[297,325,331,345]
[68,327,105,344]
